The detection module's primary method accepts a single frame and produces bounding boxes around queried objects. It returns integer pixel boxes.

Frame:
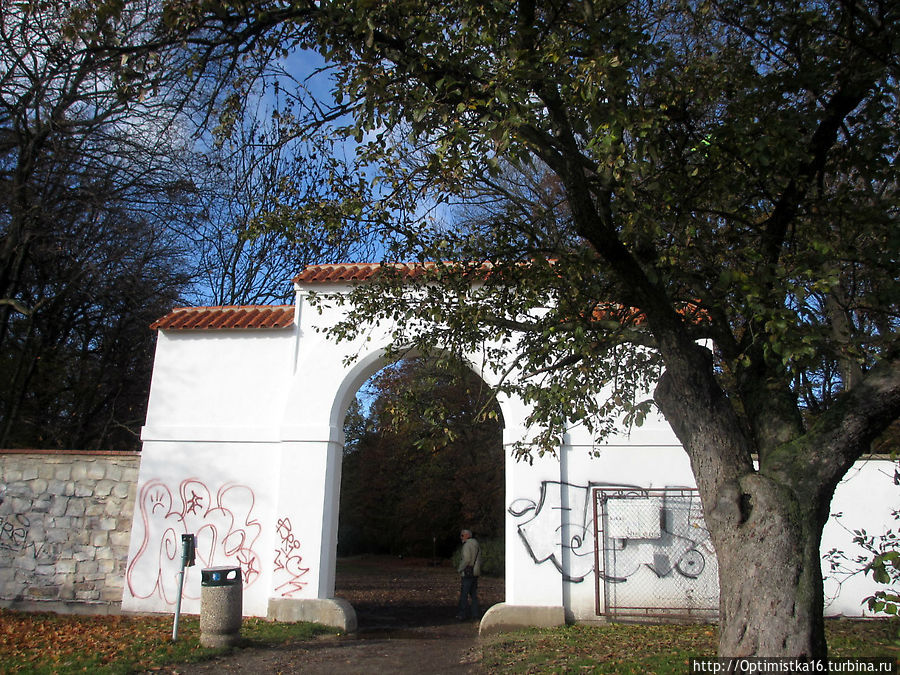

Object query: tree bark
[712,472,827,657]
[656,350,900,657]
[654,342,829,658]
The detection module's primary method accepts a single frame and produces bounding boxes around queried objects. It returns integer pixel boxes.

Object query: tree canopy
[0,0,368,448]
[0,0,199,447]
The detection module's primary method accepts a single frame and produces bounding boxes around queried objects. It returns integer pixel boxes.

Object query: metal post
[172,533,196,641]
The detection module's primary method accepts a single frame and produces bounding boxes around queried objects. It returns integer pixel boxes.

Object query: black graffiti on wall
[0,513,55,559]
[509,481,715,586]
[0,513,28,551]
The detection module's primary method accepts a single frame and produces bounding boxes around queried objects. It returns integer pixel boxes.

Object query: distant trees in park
[0,2,368,448]
[339,358,503,558]
[0,1,196,448]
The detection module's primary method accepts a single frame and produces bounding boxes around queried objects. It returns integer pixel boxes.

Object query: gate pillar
[481,423,566,635]
[266,427,357,631]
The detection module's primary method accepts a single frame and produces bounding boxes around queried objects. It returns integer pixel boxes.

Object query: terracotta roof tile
[293,262,495,285]
[294,263,385,284]
[151,305,295,331]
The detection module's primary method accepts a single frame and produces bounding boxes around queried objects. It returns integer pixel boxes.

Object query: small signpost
[172,533,196,641]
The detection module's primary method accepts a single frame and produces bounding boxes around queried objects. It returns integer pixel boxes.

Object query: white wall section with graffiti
[119,276,899,630]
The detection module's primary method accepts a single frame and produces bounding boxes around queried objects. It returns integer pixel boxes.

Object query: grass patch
[0,609,334,674]
[481,620,899,674]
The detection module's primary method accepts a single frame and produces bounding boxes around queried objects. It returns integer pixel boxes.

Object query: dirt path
[176,556,503,674]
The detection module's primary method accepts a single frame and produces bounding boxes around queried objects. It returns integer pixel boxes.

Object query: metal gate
[593,487,719,620]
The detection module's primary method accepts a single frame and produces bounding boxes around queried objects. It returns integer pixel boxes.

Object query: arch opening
[331,353,506,629]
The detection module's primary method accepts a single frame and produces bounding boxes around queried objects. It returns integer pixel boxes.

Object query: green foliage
[95,0,897,465]
[0,0,198,449]
[151,0,899,654]
[271,0,900,462]
[859,508,900,617]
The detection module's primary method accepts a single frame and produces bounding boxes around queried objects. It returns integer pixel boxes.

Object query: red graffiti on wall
[126,478,262,604]
[273,516,309,597]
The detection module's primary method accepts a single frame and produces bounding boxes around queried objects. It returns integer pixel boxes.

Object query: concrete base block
[478,603,566,635]
[267,597,357,633]
[0,598,122,615]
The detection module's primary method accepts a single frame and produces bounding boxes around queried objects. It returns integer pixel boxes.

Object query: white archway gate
[122,263,897,632]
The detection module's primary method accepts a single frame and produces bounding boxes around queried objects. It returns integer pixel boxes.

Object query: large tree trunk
[654,343,831,658]
[653,342,900,656]
[711,472,827,657]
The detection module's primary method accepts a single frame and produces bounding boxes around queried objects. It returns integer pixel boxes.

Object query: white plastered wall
[123,284,899,623]
[123,328,296,616]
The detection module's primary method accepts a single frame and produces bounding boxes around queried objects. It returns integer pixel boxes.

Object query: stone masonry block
[109,531,131,548]
[30,498,50,513]
[112,482,131,499]
[56,559,76,574]
[101,586,124,602]
[35,564,57,577]
[27,586,60,600]
[2,468,23,481]
[10,497,33,513]
[86,462,106,480]
[98,517,117,531]
[50,514,70,528]
[46,528,70,544]
[76,560,100,575]
[94,480,114,497]
[26,523,45,541]
[1,482,30,499]
[13,556,36,572]
[49,496,67,517]
[96,546,116,561]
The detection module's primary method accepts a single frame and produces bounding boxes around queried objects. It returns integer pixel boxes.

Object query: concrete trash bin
[200,566,242,647]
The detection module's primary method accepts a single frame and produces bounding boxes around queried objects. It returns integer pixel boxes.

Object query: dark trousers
[457,575,480,619]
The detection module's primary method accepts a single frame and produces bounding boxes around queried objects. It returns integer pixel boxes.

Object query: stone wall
[0,449,140,614]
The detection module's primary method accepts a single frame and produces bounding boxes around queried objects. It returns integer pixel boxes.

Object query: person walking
[456,529,481,620]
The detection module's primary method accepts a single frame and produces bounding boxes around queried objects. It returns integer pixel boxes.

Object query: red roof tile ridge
[150,304,296,331]
[293,261,500,285]
[165,304,294,312]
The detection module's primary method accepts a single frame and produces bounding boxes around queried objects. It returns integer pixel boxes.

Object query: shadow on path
[171,556,502,674]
